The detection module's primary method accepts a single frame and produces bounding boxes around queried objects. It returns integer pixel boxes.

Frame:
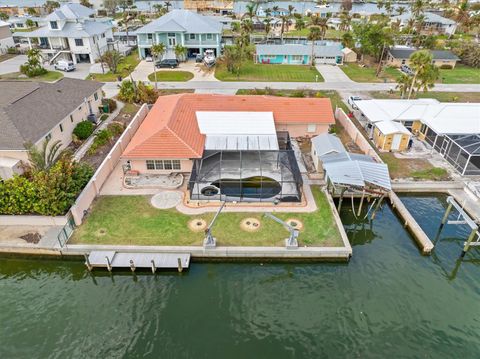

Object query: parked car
[145,55,153,62]
[155,59,179,69]
[195,54,203,63]
[54,60,75,72]
[401,64,414,76]
[347,96,362,110]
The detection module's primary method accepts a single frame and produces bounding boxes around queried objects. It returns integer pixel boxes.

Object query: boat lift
[436,196,480,257]
[264,213,299,249]
[203,201,226,248]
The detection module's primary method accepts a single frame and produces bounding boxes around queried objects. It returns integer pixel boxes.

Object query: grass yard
[0,70,63,82]
[87,52,140,82]
[147,71,194,82]
[215,61,323,82]
[71,187,343,247]
[380,153,450,181]
[340,64,400,83]
[438,64,480,84]
[369,91,480,103]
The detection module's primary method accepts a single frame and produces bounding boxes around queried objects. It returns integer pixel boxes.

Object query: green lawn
[147,71,194,82]
[215,61,323,82]
[438,64,480,84]
[380,153,450,181]
[87,52,140,82]
[71,187,343,247]
[0,70,63,82]
[340,64,401,83]
[369,91,480,103]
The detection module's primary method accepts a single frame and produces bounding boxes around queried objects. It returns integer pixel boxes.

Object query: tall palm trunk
[407,70,419,99]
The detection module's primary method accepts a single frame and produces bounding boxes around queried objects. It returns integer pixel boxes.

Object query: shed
[373,121,411,152]
[341,47,357,63]
[310,133,346,171]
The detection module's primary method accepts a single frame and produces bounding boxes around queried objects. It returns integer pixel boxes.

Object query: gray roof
[256,44,343,57]
[136,9,223,34]
[393,12,456,26]
[26,20,112,38]
[311,133,346,157]
[388,47,460,61]
[0,78,102,151]
[46,3,95,21]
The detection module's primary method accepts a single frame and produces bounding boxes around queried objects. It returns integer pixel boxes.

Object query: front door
[440,138,450,156]
[392,134,402,151]
[168,34,176,47]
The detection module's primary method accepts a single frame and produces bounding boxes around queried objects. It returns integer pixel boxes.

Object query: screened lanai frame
[424,129,480,175]
[188,132,303,202]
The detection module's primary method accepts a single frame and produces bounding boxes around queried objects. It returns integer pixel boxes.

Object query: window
[147,33,153,40]
[145,160,181,170]
[189,33,195,40]
[70,114,73,123]
[59,123,63,132]
[307,124,317,133]
[94,92,98,101]
[45,133,52,141]
[50,21,58,29]
[206,33,213,40]
[263,55,276,60]
[167,33,175,37]
[291,55,303,61]
[75,38,84,46]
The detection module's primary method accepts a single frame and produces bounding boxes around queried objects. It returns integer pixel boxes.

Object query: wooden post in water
[434,201,453,245]
[106,256,112,272]
[177,258,183,273]
[357,190,365,217]
[130,259,135,272]
[84,254,92,271]
[461,229,478,257]
[337,188,347,212]
[371,195,385,220]
[151,259,156,274]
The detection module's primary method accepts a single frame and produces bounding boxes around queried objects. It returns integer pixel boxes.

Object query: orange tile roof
[122,94,335,159]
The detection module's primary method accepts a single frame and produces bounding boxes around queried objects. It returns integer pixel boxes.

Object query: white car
[348,96,362,109]
[145,55,153,62]
[54,60,75,72]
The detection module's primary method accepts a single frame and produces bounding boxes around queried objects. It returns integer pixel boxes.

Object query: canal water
[1,194,479,358]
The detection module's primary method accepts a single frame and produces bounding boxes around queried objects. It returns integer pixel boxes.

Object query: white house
[391,12,457,36]
[0,20,14,54]
[21,3,113,64]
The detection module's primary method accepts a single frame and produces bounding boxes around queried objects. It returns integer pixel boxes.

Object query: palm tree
[164,1,172,12]
[407,50,434,99]
[310,16,328,40]
[279,14,291,41]
[264,8,272,18]
[411,0,427,18]
[341,31,354,49]
[396,6,407,16]
[264,18,272,40]
[308,27,322,65]
[243,4,256,21]
[151,43,166,89]
[174,44,187,62]
[295,18,306,42]
[26,138,63,171]
[231,21,241,42]
[396,73,413,99]
[339,11,351,32]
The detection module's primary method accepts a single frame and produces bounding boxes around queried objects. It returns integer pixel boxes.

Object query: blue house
[136,10,223,59]
[255,44,344,65]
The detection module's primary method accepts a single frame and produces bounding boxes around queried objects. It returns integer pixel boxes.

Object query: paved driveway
[316,64,352,83]
[0,55,27,75]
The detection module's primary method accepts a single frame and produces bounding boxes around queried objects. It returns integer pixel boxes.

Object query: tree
[341,31,354,49]
[339,10,352,31]
[20,48,47,77]
[103,0,118,15]
[264,18,272,39]
[138,14,147,25]
[243,3,256,21]
[220,44,246,76]
[295,18,306,41]
[396,73,414,98]
[26,7,38,16]
[25,19,35,28]
[100,50,123,73]
[352,22,393,62]
[453,41,480,68]
[174,44,187,62]
[341,0,352,12]
[44,1,60,13]
[150,43,164,89]
[164,1,172,12]
[407,50,437,99]
[308,27,322,65]
[310,15,328,40]
[119,8,136,45]
[411,0,427,18]
[396,6,407,16]
[279,14,291,41]
[26,138,63,171]
[231,21,241,42]
[0,12,9,21]
[80,0,93,8]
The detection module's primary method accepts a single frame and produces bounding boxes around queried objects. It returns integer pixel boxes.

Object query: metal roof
[204,135,279,151]
[388,47,460,61]
[324,160,391,191]
[256,43,343,57]
[311,133,346,157]
[393,12,456,26]
[45,3,95,21]
[26,20,112,38]
[375,121,411,135]
[196,111,277,135]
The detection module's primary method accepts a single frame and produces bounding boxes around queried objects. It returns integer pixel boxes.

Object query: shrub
[73,121,94,140]
[106,98,117,112]
[439,64,453,70]
[118,80,158,104]
[108,122,124,136]
[7,47,17,54]
[20,64,47,77]
[118,80,136,103]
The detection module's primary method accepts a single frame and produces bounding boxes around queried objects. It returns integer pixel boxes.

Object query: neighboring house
[7,16,45,30]
[0,20,14,54]
[121,93,335,177]
[310,133,345,172]
[392,12,457,36]
[256,7,290,17]
[0,78,103,179]
[20,3,113,64]
[387,47,460,69]
[136,9,223,59]
[373,121,411,152]
[256,43,344,65]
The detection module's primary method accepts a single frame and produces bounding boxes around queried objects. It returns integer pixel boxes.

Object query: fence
[70,104,150,226]
[335,108,382,162]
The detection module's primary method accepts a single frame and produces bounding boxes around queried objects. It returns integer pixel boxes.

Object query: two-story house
[136,9,223,60]
[391,12,457,36]
[22,3,113,64]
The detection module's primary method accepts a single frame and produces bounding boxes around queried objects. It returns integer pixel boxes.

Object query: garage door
[315,56,337,64]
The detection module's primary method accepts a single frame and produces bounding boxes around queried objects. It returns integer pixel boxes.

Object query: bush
[73,121,94,140]
[439,64,453,70]
[118,80,136,103]
[19,64,47,77]
[106,98,117,112]
[7,47,17,54]
[118,80,158,104]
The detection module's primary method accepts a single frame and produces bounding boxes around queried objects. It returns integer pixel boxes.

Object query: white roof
[355,99,440,123]
[196,111,278,151]
[324,160,391,191]
[45,3,94,21]
[375,121,411,135]
[26,20,111,38]
[311,133,346,157]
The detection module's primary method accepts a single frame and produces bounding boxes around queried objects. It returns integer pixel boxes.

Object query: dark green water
[1,194,479,358]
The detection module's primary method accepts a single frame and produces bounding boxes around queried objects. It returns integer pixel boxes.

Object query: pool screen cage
[425,130,480,176]
[188,132,303,202]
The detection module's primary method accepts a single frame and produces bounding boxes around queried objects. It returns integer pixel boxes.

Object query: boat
[203,49,216,67]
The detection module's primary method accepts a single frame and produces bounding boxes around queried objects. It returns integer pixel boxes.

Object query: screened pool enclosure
[188,133,303,202]
[425,132,480,175]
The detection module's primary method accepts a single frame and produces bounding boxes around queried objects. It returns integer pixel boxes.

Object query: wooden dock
[85,251,190,272]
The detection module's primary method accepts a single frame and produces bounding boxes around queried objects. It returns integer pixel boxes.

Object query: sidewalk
[73,100,124,162]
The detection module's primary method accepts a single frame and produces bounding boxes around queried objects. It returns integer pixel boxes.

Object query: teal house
[136,10,223,59]
[255,44,344,65]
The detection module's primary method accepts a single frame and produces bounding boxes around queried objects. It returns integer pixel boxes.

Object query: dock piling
[371,195,385,220]
[177,258,183,273]
[84,254,92,271]
[106,255,112,272]
[130,259,135,272]
[461,229,478,257]
[151,259,156,274]
[357,191,365,217]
